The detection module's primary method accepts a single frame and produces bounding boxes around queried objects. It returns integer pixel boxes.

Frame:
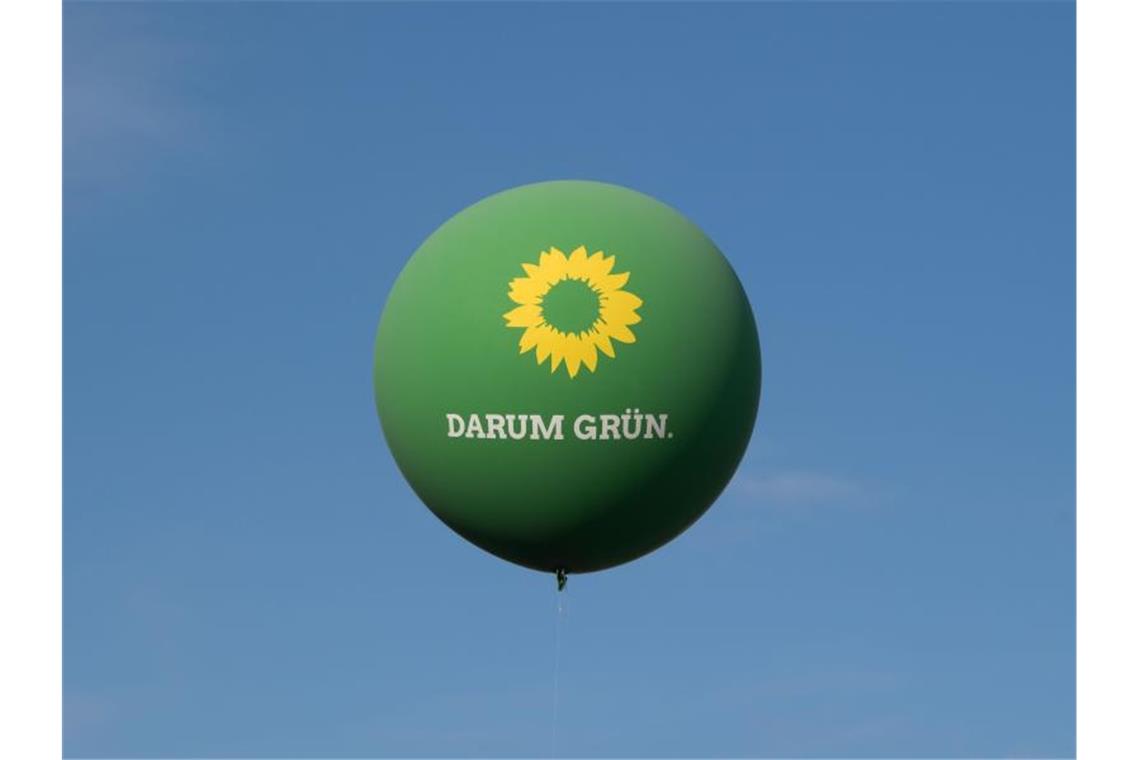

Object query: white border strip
[0,0,63,759]
[1077,0,1140,758]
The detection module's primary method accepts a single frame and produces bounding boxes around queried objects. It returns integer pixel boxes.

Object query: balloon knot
[556,568,568,592]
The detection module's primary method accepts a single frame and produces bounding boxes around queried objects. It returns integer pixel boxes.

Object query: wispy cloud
[64,11,211,187]
[733,470,868,508]
[688,467,880,549]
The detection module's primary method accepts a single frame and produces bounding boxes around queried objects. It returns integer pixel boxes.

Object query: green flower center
[541,278,600,335]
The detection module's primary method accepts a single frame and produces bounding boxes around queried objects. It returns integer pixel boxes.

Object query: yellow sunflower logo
[503,246,643,378]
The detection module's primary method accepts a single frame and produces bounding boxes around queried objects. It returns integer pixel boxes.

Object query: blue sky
[64,2,1074,757]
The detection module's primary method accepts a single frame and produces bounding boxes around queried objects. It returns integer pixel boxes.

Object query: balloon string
[551,587,564,757]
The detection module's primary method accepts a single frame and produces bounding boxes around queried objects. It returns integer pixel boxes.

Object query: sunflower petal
[518,325,544,354]
[536,334,552,363]
[581,338,598,372]
[509,277,545,305]
[563,336,583,378]
[587,251,615,277]
[566,246,589,279]
[504,304,542,327]
[595,271,630,292]
[539,247,568,284]
[594,332,615,358]
[608,323,637,344]
[603,289,642,311]
[601,304,642,327]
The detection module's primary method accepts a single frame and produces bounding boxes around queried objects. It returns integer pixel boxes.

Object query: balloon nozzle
[556,568,568,592]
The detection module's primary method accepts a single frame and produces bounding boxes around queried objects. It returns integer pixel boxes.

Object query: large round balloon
[374,180,761,574]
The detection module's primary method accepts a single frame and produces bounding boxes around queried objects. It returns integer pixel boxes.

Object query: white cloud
[734,470,867,507]
[64,11,210,187]
[687,468,877,549]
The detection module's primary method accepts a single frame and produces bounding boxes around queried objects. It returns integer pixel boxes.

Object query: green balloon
[374,181,761,574]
